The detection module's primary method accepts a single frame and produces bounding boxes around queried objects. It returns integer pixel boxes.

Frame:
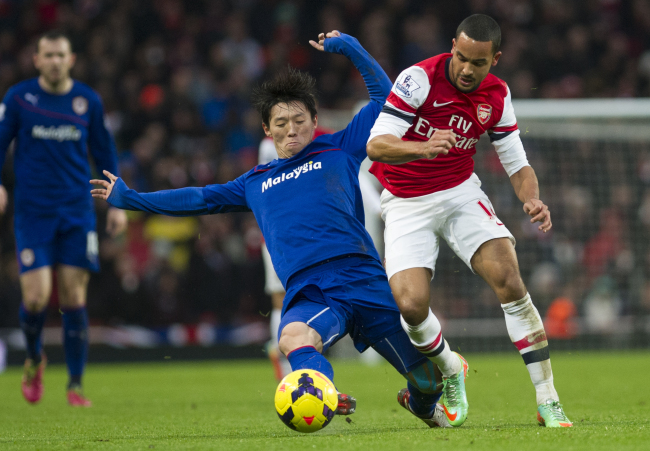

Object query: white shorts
[380,173,515,281]
[262,243,285,294]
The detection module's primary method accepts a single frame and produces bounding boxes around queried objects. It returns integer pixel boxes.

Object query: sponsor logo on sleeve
[477,104,492,125]
[394,73,421,98]
[72,96,88,115]
[20,249,35,267]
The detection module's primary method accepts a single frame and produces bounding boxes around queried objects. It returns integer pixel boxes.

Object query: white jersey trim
[493,129,530,177]
[367,111,411,143]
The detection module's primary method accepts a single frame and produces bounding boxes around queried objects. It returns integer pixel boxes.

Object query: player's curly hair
[456,14,501,54]
[251,67,318,127]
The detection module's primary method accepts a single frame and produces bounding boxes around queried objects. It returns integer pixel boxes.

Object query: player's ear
[312,114,318,128]
[69,52,77,69]
[262,122,272,137]
[492,51,502,67]
[451,38,456,54]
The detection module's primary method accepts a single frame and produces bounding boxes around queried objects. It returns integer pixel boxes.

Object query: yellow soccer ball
[274,369,338,433]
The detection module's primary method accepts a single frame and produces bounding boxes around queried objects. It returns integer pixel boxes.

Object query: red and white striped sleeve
[490,86,529,177]
[368,66,430,142]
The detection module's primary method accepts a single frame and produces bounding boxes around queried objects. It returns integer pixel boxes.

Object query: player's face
[33,38,76,87]
[449,32,501,93]
[263,102,318,158]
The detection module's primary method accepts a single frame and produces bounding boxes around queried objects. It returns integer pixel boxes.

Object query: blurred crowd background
[1,0,649,338]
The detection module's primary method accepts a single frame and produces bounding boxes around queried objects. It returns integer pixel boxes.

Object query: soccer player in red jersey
[366,14,571,427]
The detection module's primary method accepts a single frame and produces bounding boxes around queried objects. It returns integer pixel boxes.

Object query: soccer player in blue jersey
[91,31,453,428]
[0,31,127,406]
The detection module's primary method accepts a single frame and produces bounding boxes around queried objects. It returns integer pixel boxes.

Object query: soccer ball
[274,369,338,433]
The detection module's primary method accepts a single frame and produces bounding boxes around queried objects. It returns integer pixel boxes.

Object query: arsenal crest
[72,96,88,115]
[477,104,492,125]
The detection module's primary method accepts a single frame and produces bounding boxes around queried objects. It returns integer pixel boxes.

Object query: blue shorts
[14,210,99,274]
[279,255,429,374]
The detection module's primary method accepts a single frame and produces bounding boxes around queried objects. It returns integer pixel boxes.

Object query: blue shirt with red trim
[0,78,118,212]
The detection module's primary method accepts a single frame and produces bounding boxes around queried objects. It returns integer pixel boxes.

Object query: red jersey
[369,53,519,198]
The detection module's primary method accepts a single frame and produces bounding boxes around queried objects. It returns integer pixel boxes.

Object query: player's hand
[523,198,552,233]
[90,170,118,201]
[420,129,456,159]
[309,30,341,51]
[106,207,127,237]
[0,185,7,215]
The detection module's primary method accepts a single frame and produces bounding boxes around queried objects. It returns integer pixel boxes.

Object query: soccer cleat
[397,388,451,428]
[335,392,356,415]
[537,399,572,427]
[441,352,469,427]
[67,386,92,407]
[21,354,46,404]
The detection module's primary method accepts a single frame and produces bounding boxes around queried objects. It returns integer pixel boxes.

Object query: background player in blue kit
[0,31,127,406]
[91,31,457,428]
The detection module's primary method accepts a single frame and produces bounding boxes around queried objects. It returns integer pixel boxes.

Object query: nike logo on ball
[434,100,453,107]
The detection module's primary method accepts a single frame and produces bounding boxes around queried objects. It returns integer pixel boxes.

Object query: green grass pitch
[1,351,648,450]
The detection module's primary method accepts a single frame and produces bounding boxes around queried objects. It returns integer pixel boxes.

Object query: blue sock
[286,346,334,382]
[19,304,47,364]
[62,307,89,388]
[407,381,442,418]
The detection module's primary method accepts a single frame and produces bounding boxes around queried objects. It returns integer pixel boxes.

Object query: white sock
[270,308,291,377]
[502,293,559,405]
[270,308,282,348]
[401,309,461,377]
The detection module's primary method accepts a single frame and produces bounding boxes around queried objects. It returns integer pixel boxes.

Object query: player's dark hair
[456,14,501,54]
[37,30,73,52]
[252,67,317,127]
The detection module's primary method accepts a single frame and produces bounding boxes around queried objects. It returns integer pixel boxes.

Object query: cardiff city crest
[477,104,492,124]
[72,96,88,115]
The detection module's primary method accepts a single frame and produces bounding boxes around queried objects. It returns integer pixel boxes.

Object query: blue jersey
[0,78,118,213]
[105,33,392,287]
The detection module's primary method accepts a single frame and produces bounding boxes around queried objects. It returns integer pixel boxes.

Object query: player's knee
[58,290,87,309]
[22,288,51,312]
[278,322,322,356]
[398,298,429,325]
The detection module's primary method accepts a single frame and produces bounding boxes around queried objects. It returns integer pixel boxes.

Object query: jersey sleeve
[202,174,251,214]
[0,88,19,184]
[87,93,119,177]
[368,65,431,142]
[108,178,209,216]
[489,86,529,177]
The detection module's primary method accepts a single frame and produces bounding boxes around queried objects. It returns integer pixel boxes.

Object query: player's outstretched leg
[502,294,571,427]
[19,304,48,404]
[62,307,91,407]
[279,304,356,417]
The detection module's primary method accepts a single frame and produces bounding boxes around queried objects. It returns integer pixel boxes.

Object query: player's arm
[87,94,127,236]
[490,87,551,232]
[90,170,250,216]
[0,88,19,214]
[311,31,392,161]
[366,67,456,164]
